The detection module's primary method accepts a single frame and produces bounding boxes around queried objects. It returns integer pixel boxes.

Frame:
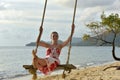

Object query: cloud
[51,0,120,23]
[106,0,120,11]
[79,6,103,22]
[52,0,114,8]
[0,1,43,24]
[0,2,11,10]
[1,0,39,3]
[77,0,114,8]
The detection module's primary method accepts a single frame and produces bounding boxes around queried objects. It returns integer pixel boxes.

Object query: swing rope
[35,0,47,53]
[62,0,77,77]
[66,0,77,65]
[29,0,48,80]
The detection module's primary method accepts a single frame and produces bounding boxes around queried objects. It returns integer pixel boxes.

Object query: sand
[37,62,120,80]
[11,61,120,80]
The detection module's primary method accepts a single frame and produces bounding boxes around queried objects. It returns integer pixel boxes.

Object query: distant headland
[25,37,103,46]
[25,36,120,46]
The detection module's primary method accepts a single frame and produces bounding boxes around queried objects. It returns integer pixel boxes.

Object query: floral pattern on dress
[38,48,60,75]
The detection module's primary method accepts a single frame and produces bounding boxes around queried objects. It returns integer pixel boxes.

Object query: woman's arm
[36,26,50,48]
[61,24,75,48]
[37,41,50,48]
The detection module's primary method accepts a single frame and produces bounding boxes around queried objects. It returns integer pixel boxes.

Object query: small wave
[0,77,5,80]
[86,62,94,66]
[0,73,29,80]
[11,74,28,78]
[74,65,81,69]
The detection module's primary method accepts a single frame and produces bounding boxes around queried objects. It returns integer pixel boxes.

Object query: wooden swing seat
[23,64,76,75]
[23,64,76,79]
[23,64,76,71]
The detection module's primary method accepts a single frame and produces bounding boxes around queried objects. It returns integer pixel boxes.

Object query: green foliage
[85,12,120,61]
[86,12,120,37]
[83,34,90,41]
[101,13,120,33]
[83,12,120,45]
[86,22,100,29]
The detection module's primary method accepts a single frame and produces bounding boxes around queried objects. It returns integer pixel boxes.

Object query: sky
[0,0,120,46]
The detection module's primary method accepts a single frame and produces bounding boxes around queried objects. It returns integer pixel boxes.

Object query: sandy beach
[37,61,120,80]
[11,61,120,80]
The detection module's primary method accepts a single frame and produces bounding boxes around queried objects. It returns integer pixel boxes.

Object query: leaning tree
[83,12,120,61]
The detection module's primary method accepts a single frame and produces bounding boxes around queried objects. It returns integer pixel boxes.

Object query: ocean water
[0,46,119,80]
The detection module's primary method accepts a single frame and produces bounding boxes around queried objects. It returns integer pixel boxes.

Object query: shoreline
[10,61,120,80]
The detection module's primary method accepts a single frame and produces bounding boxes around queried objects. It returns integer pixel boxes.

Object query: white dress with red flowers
[38,48,61,75]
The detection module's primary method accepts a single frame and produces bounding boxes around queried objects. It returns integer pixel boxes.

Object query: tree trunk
[112,40,120,61]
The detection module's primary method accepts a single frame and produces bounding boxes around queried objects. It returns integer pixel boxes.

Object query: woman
[32,24,75,75]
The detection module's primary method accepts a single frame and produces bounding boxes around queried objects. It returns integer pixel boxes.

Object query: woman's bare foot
[32,50,37,58]
[32,49,38,69]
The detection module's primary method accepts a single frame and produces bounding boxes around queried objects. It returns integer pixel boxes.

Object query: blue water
[0,46,119,80]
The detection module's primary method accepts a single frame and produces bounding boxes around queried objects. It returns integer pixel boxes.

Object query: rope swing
[23,0,77,79]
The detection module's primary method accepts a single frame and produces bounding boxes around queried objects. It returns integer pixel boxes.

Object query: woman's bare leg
[32,50,47,69]
[32,50,37,58]
[32,50,37,68]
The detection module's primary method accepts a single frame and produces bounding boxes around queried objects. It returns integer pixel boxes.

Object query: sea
[0,46,119,80]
